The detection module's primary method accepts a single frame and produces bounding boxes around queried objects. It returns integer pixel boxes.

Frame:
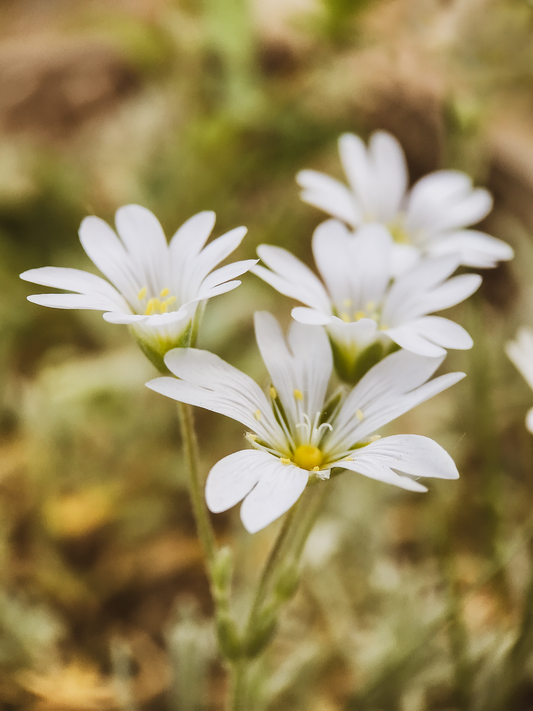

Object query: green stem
[177,401,218,572]
[228,659,246,711]
[229,483,327,711]
[247,503,299,632]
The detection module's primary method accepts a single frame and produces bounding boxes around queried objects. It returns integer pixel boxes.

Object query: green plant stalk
[177,401,218,572]
[228,483,327,711]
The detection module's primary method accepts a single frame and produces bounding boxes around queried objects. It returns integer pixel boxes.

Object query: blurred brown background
[2,0,533,709]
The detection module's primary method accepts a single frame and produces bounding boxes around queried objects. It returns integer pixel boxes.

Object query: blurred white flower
[253,220,480,383]
[147,312,462,533]
[297,131,513,273]
[505,328,533,433]
[21,205,255,369]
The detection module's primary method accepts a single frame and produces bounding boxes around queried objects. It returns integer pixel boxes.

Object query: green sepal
[216,612,242,661]
[330,337,401,385]
[129,321,193,374]
[274,566,299,602]
[212,546,233,598]
[243,605,278,659]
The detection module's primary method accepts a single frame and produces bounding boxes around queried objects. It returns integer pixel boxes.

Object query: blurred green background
[2,0,533,709]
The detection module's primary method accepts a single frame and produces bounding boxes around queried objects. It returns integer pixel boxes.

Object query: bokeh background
[2,0,533,709]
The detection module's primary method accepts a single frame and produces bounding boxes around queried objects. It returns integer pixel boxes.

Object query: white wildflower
[253,220,480,383]
[147,312,462,533]
[297,131,513,274]
[20,205,255,369]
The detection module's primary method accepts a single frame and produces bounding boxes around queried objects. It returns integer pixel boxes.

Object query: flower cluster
[21,130,514,533]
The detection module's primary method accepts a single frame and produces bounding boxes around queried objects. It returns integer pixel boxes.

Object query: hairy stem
[177,401,218,572]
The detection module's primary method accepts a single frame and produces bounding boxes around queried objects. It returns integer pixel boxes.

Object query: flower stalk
[177,401,218,571]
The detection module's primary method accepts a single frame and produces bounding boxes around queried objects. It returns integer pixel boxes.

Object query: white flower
[297,131,513,273]
[20,205,256,369]
[147,312,462,533]
[505,328,533,433]
[253,220,480,383]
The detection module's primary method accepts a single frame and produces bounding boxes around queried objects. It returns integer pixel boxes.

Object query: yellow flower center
[293,445,323,470]
[137,286,177,315]
[387,221,411,245]
[338,301,380,324]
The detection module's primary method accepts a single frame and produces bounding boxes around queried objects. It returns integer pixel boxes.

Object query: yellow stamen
[341,312,350,323]
[145,298,161,315]
[356,409,364,421]
[293,445,323,471]
[137,287,147,300]
[312,466,320,472]
[344,456,353,461]
[269,386,277,399]
[370,434,381,442]
[254,409,261,421]
[280,458,291,465]
[160,301,168,313]
[165,296,177,306]
[379,324,389,331]
[366,301,375,311]
[246,433,257,441]
[293,389,303,401]
[160,287,170,297]
[354,311,366,321]
[343,298,353,307]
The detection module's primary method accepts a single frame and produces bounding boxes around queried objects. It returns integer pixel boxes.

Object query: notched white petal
[240,457,309,533]
[205,450,265,513]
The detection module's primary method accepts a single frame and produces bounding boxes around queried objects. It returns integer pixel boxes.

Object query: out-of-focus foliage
[2,0,533,708]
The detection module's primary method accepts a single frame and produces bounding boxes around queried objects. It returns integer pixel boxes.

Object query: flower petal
[291,307,332,326]
[20,266,130,311]
[427,230,514,268]
[402,316,473,350]
[254,312,332,429]
[526,407,533,434]
[338,133,374,218]
[384,325,447,357]
[79,215,140,305]
[406,171,492,237]
[181,226,248,302]
[147,348,285,446]
[506,328,533,390]
[240,457,309,533]
[205,449,266,513]
[312,220,392,310]
[254,245,331,311]
[354,434,459,479]
[369,131,408,221]
[328,350,464,448]
[297,170,360,226]
[169,211,216,263]
[199,259,258,293]
[115,204,170,295]
[27,293,125,311]
[342,459,428,492]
